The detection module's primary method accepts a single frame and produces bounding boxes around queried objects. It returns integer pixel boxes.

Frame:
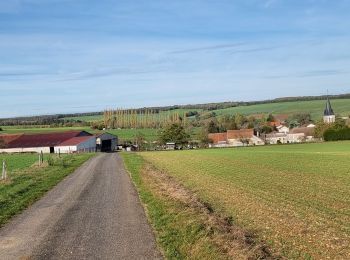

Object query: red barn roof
[208,133,227,144]
[227,129,254,139]
[0,134,23,144]
[58,136,96,146]
[6,131,92,148]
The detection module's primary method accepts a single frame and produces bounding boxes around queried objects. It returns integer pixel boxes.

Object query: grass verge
[0,153,95,227]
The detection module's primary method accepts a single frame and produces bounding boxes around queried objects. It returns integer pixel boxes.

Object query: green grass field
[0,154,38,171]
[213,98,350,120]
[123,142,350,259]
[1,126,88,134]
[0,153,95,227]
[63,115,103,122]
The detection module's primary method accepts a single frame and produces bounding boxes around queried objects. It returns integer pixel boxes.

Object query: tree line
[101,109,187,129]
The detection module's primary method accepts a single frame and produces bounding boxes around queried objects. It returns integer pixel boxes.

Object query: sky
[0,0,350,117]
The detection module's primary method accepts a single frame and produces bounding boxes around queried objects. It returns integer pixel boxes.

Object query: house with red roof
[208,129,264,147]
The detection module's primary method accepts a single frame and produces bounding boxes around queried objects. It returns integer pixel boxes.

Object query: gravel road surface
[0,153,162,260]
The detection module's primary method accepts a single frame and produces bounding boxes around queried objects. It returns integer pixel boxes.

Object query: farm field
[123,142,350,259]
[0,126,88,134]
[63,114,103,122]
[0,153,95,227]
[213,98,350,120]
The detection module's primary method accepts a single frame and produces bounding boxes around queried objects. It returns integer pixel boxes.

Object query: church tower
[323,96,335,123]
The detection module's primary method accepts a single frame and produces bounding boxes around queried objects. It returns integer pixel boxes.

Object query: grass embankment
[0,153,95,227]
[123,142,350,259]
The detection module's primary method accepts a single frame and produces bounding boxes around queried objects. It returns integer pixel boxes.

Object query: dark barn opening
[50,147,54,153]
[101,139,112,152]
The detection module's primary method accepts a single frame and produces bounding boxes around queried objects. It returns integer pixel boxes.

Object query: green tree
[234,113,246,128]
[198,128,211,147]
[260,125,273,134]
[134,132,146,151]
[314,121,330,138]
[266,114,275,122]
[288,113,311,126]
[207,120,219,133]
[333,118,347,130]
[159,123,190,145]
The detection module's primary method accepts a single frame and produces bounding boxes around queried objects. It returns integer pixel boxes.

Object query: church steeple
[323,96,335,123]
[324,96,334,116]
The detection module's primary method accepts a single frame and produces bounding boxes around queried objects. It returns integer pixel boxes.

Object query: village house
[208,129,264,148]
[276,125,289,134]
[265,132,288,144]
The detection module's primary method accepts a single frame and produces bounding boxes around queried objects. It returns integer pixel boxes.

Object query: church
[323,97,336,123]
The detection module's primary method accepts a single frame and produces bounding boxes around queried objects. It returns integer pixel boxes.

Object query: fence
[1,160,7,180]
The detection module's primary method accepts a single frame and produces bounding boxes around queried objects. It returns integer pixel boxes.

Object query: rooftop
[324,97,335,116]
[4,131,92,148]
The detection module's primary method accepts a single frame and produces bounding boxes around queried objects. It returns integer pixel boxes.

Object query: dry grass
[142,164,276,259]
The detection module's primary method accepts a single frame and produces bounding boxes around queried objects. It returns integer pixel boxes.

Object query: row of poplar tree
[103,109,187,129]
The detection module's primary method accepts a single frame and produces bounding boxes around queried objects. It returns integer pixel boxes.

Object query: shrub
[324,127,350,141]
[47,156,55,166]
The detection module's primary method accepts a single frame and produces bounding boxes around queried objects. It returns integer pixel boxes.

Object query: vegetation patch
[0,153,95,227]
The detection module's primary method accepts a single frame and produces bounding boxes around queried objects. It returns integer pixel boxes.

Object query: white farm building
[0,131,97,154]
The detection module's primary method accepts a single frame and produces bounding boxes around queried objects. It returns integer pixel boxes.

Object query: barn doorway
[50,147,54,153]
[101,140,112,152]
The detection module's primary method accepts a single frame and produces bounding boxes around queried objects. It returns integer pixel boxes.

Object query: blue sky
[0,0,350,117]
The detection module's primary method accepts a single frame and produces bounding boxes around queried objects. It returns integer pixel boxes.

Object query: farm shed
[55,136,96,153]
[95,133,118,152]
[0,131,93,154]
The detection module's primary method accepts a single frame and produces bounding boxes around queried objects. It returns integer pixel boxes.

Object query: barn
[0,131,96,154]
[55,136,97,153]
[95,133,118,152]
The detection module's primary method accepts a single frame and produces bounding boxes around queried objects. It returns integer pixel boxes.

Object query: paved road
[0,153,162,260]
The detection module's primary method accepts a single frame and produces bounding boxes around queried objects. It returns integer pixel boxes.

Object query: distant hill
[1,93,350,125]
[213,98,350,120]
